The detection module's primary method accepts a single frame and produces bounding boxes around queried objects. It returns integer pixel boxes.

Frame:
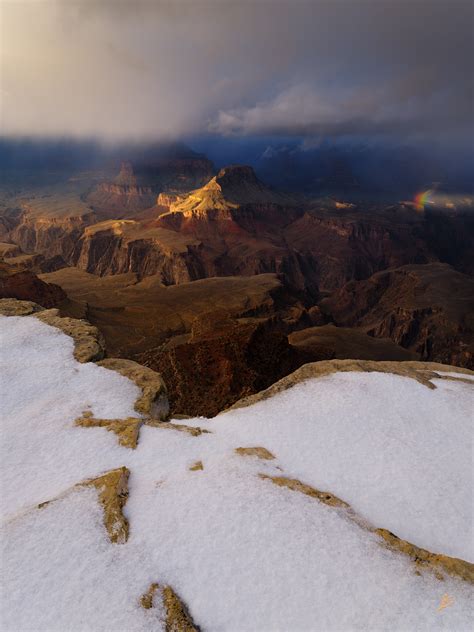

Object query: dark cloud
[1,1,472,146]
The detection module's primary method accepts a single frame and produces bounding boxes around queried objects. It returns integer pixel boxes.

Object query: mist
[1,0,472,152]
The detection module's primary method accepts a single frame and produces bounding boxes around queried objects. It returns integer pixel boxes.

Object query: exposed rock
[0,249,68,274]
[40,269,295,358]
[86,157,215,218]
[376,529,474,584]
[0,298,104,363]
[145,420,211,437]
[321,263,474,368]
[0,261,66,308]
[152,311,311,417]
[283,206,434,292]
[72,218,204,281]
[3,165,472,299]
[35,309,105,362]
[152,173,469,294]
[161,585,200,632]
[9,193,96,261]
[163,164,300,223]
[235,447,275,460]
[289,323,419,362]
[157,191,186,209]
[259,475,349,509]
[140,583,200,631]
[0,241,21,258]
[189,461,204,471]
[0,297,105,364]
[39,270,311,418]
[0,298,44,316]
[97,358,168,419]
[81,467,130,544]
[75,414,142,449]
[226,358,474,411]
[1,159,214,281]
[140,582,159,609]
[259,474,474,584]
[87,162,156,215]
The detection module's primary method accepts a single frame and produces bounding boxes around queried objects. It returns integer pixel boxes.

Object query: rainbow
[414,189,433,211]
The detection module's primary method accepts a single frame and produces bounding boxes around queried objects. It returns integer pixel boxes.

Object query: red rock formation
[87,162,156,215]
[289,324,418,362]
[86,158,215,217]
[9,198,97,261]
[0,262,66,308]
[321,263,474,368]
[146,310,313,417]
[2,165,472,302]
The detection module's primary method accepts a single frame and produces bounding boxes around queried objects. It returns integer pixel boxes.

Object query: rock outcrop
[9,194,97,260]
[226,358,474,411]
[289,323,418,361]
[86,157,215,217]
[35,309,106,362]
[2,165,472,299]
[283,207,435,291]
[75,414,143,449]
[321,263,474,368]
[72,219,204,282]
[140,583,200,631]
[97,358,168,419]
[86,162,157,215]
[0,297,170,439]
[0,297,105,362]
[149,310,311,417]
[82,467,130,544]
[161,165,301,225]
[36,467,131,545]
[0,298,44,316]
[39,269,298,358]
[0,261,66,308]
[259,473,474,584]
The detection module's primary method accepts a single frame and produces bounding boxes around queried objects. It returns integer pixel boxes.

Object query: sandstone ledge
[140,582,200,631]
[35,309,105,363]
[0,299,105,363]
[259,472,474,584]
[0,298,44,316]
[76,414,142,449]
[236,446,275,460]
[0,299,169,419]
[225,359,474,412]
[81,467,130,544]
[97,358,168,419]
[35,467,130,545]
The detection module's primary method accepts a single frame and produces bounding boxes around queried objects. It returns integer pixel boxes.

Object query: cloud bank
[1,0,472,146]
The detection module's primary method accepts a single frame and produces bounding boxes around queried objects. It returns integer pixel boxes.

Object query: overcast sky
[1,0,472,148]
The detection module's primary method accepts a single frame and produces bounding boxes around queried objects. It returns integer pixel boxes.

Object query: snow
[1,487,165,632]
[0,316,140,519]
[440,371,474,381]
[196,373,474,562]
[1,314,473,631]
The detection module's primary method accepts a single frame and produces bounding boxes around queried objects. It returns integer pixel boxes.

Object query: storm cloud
[1,0,472,146]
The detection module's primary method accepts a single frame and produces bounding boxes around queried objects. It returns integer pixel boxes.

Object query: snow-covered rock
[1,312,473,631]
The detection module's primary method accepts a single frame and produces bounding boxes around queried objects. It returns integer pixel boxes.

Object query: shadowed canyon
[1,145,473,415]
